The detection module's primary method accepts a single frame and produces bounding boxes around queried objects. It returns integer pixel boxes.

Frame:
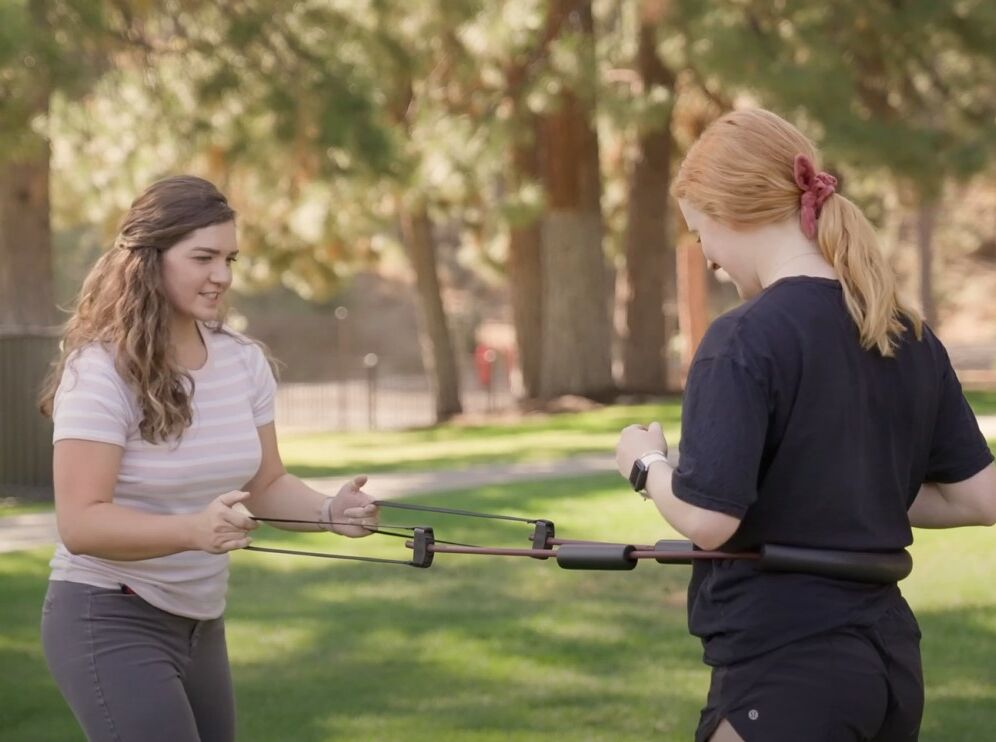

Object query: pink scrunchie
[793,154,837,239]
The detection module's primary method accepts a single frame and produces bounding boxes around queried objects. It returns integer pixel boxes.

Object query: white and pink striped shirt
[49,325,276,619]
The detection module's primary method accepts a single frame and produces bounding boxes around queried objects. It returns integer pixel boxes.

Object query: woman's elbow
[687,511,741,551]
[59,528,87,555]
[981,500,996,527]
[946,465,996,527]
[56,511,98,556]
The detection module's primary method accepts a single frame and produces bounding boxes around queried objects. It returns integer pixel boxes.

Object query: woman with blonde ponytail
[614,109,994,742]
[39,175,379,742]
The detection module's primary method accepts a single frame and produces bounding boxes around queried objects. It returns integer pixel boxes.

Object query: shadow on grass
[283,443,617,479]
[2,476,993,742]
[277,404,683,479]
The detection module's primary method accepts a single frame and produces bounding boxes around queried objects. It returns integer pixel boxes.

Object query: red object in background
[474,343,497,387]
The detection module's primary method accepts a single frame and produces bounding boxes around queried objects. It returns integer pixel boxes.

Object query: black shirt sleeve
[672,355,770,518]
[925,363,994,483]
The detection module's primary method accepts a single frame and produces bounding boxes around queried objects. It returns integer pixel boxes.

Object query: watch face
[629,460,648,492]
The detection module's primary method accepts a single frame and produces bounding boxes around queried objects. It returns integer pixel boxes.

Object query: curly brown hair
[40,175,238,443]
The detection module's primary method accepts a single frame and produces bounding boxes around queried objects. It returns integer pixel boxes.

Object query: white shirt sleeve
[246,343,277,426]
[52,345,134,447]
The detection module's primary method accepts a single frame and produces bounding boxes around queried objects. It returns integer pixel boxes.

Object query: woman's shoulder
[206,324,272,371]
[206,324,257,353]
[56,341,134,410]
[65,341,121,378]
[699,302,765,354]
[896,319,951,370]
[695,291,800,378]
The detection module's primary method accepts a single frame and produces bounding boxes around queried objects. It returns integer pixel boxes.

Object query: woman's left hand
[329,475,379,538]
[615,422,668,480]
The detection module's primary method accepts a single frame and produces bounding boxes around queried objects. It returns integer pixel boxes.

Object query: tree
[504,113,544,398]
[1,0,67,326]
[49,1,471,421]
[536,0,613,400]
[680,0,996,326]
[619,0,677,393]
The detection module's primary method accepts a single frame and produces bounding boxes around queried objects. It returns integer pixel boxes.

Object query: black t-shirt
[672,276,993,666]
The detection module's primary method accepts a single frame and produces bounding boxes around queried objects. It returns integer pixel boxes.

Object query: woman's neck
[753,220,837,288]
[170,318,206,370]
[763,252,837,287]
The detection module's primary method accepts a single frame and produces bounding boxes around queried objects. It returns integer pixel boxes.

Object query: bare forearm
[615,427,739,549]
[643,461,700,539]
[247,473,329,531]
[908,481,994,529]
[58,503,195,560]
[643,459,740,550]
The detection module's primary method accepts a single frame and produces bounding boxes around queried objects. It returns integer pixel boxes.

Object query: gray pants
[41,580,235,742]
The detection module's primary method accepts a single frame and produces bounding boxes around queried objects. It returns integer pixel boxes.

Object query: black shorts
[695,603,923,742]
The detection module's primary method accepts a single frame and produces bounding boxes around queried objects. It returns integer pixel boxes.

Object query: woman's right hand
[189,490,259,554]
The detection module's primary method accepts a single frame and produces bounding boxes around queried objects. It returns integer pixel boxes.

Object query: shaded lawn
[2,475,994,742]
[4,393,992,513]
[277,402,682,478]
[279,395,994,480]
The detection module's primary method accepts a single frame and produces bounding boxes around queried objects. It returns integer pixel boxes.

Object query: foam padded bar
[759,544,913,584]
[556,543,638,571]
[653,540,696,564]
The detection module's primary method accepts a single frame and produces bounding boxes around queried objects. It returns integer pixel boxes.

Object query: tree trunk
[0,9,54,330]
[676,229,709,384]
[506,116,543,399]
[0,148,54,328]
[537,0,613,400]
[621,13,675,394]
[916,199,938,328]
[399,205,463,421]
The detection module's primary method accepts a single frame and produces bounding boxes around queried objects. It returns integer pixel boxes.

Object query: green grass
[2,475,994,741]
[2,392,992,514]
[277,402,682,478]
[0,500,55,517]
[279,394,994,479]
[965,390,996,416]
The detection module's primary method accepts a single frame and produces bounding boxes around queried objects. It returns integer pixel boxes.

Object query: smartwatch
[628,451,669,495]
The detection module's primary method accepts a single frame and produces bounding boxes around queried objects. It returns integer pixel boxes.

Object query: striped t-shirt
[49,325,276,619]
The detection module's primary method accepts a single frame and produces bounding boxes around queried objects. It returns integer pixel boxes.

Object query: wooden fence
[0,329,59,493]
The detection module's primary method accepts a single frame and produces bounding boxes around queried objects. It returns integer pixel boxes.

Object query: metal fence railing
[275,369,516,432]
[0,331,516,494]
[2,329,991,493]
[0,329,59,492]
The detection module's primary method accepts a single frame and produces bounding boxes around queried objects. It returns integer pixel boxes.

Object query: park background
[0,1,994,740]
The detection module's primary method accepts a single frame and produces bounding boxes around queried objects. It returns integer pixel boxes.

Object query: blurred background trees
[2,0,995,423]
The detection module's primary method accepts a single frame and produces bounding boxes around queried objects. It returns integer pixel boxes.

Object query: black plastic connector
[410,527,435,568]
[530,520,556,559]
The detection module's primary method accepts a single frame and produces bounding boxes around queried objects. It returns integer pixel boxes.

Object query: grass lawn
[0,403,681,514]
[2,474,994,741]
[0,501,55,517]
[275,402,682,478]
[3,392,990,511]
[965,390,996,416]
[272,391,993,479]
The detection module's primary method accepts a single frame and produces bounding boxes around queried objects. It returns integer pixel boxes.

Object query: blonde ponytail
[817,195,922,356]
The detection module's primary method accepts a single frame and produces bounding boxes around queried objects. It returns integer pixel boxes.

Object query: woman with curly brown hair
[39,175,377,742]
[615,109,994,742]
